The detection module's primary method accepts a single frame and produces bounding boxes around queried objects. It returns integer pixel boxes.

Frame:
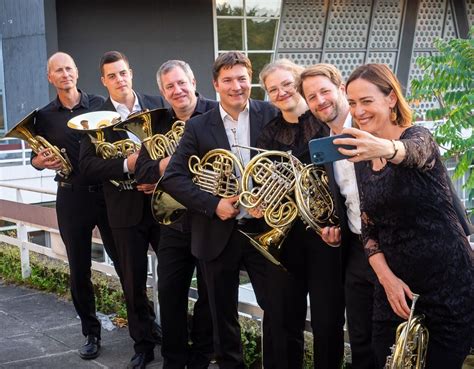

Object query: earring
[390,108,397,123]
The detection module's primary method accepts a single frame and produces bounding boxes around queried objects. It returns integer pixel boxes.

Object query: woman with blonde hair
[335,63,473,368]
[254,59,345,369]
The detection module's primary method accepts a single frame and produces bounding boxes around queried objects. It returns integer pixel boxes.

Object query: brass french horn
[235,144,339,267]
[68,111,138,190]
[4,109,73,178]
[239,150,299,267]
[385,293,429,369]
[113,109,187,224]
[189,149,244,198]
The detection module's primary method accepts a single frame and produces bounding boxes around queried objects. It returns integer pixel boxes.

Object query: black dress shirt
[33,90,105,185]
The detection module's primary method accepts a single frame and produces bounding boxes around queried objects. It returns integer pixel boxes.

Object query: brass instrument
[385,294,429,369]
[239,150,299,266]
[189,149,244,197]
[291,162,339,239]
[68,111,139,190]
[113,108,187,224]
[113,108,184,160]
[4,109,73,178]
[235,144,340,266]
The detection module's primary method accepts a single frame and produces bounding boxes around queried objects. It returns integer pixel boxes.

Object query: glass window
[247,19,278,50]
[246,0,281,17]
[214,0,281,101]
[216,0,243,16]
[248,53,272,84]
[217,19,243,50]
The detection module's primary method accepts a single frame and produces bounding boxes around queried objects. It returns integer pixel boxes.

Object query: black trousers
[56,186,120,339]
[373,320,468,369]
[199,221,270,369]
[111,203,160,354]
[265,219,345,369]
[344,233,376,369]
[158,225,213,369]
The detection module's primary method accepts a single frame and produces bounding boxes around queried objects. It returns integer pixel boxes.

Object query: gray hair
[156,60,195,91]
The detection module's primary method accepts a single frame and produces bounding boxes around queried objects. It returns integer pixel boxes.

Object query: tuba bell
[385,293,429,369]
[4,109,73,178]
[68,111,138,190]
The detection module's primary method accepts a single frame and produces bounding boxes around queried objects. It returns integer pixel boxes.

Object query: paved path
[0,279,164,369]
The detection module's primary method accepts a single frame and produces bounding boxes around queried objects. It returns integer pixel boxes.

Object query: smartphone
[308,134,356,165]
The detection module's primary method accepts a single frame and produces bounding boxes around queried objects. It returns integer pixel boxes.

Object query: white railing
[0,181,265,324]
[0,141,32,166]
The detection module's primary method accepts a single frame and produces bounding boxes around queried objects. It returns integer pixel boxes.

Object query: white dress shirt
[331,114,362,234]
[219,103,251,219]
[110,91,142,173]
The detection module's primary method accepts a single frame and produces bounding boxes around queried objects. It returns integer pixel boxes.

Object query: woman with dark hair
[255,59,345,369]
[335,63,473,368]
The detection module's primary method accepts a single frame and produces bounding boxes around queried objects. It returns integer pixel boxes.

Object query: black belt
[58,182,102,193]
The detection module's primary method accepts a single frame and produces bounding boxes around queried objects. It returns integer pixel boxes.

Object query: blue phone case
[308,134,356,165]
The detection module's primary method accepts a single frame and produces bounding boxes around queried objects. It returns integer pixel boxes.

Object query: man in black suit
[79,51,165,369]
[134,60,216,369]
[31,52,119,360]
[161,52,277,369]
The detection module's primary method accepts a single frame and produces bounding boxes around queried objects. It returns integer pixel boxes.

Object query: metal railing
[0,180,265,325]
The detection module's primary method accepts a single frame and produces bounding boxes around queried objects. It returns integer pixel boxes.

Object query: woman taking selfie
[336,63,473,369]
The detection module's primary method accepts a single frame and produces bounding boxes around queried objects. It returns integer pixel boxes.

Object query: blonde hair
[259,59,304,90]
[297,63,344,98]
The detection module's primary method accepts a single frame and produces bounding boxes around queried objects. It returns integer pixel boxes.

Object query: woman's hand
[368,252,413,319]
[379,272,413,320]
[333,127,398,163]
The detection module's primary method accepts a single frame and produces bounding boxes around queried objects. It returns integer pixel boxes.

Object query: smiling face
[346,77,396,136]
[101,59,133,102]
[302,75,347,125]
[213,64,251,117]
[160,66,197,113]
[264,68,301,113]
[47,53,78,92]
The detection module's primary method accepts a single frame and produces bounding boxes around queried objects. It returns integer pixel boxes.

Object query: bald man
[32,52,121,360]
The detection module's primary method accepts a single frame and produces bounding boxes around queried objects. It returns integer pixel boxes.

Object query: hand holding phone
[309,134,357,165]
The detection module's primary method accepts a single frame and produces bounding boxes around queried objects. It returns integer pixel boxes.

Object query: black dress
[359,125,474,359]
[257,111,345,369]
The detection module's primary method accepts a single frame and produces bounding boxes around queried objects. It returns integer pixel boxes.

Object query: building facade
[0,0,472,134]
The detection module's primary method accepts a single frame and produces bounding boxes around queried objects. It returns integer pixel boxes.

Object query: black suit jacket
[79,93,165,228]
[161,99,278,260]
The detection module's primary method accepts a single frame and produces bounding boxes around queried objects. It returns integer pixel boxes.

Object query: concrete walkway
[0,279,164,369]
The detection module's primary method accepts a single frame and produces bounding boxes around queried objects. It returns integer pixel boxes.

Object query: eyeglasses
[267,81,296,98]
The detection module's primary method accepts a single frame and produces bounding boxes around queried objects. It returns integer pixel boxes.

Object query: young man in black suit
[161,52,278,369]
[32,52,120,361]
[134,60,216,369]
[79,51,165,369]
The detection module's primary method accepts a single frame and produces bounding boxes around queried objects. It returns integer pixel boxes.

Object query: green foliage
[0,244,127,318]
[240,318,262,368]
[409,27,474,200]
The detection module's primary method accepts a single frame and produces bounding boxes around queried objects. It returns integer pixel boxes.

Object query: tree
[410,27,474,203]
